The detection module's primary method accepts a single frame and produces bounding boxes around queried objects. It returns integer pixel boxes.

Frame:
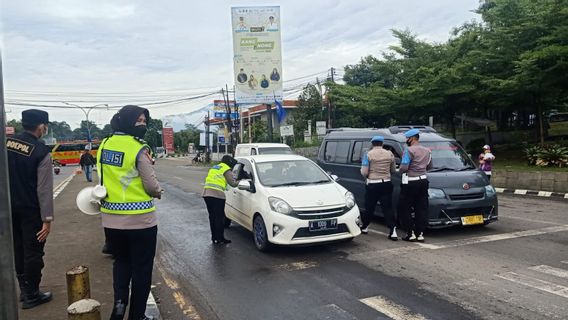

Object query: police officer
[202,155,239,244]
[360,135,398,240]
[398,129,432,242]
[97,105,163,320]
[7,109,53,309]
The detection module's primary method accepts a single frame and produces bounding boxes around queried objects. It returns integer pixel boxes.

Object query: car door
[382,140,403,216]
[230,159,256,230]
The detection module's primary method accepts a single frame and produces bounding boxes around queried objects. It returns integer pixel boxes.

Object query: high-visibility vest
[96,134,155,215]
[204,163,231,192]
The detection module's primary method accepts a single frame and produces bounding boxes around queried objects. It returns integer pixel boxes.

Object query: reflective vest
[204,163,231,192]
[96,134,155,215]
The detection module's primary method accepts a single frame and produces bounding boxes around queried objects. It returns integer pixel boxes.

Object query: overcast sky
[1,0,480,129]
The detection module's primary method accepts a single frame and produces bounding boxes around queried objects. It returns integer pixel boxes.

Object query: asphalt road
[152,157,568,320]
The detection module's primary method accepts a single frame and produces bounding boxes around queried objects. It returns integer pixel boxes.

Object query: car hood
[428,170,489,193]
[265,182,347,208]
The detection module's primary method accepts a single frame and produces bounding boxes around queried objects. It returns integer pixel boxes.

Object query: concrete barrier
[493,169,568,193]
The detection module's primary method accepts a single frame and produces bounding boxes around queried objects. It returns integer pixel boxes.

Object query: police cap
[404,128,420,138]
[371,135,384,142]
[22,109,49,127]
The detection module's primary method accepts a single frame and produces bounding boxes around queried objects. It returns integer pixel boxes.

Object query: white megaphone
[76,185,107,215]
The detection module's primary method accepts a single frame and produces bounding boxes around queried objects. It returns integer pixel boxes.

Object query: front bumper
[427,195,499,228]
[266,206,362,245]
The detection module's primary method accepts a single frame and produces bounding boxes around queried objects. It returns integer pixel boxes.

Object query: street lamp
[62,102,108,142]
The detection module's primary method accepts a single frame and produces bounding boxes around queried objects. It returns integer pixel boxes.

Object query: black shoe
[402,231,417,242]
[102,243,112,255]
[109,300,127,320]
[16,274,25,302]
[218,239,232,244]
[22,291,52,309]
[388,227,399,241]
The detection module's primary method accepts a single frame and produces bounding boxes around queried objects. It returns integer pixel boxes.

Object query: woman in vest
[97,105,163,320]
[202,155,239,244]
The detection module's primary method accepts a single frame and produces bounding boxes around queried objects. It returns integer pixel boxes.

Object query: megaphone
[76,185,107,215]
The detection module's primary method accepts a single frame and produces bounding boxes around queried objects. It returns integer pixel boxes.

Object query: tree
[144,119,163,150]
[173,124,201,153]
[292,84,325,139]
[6,119,23,134]
[49,121,73,141]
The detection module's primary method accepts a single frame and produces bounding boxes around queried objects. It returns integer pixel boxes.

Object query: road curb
[495,187,568,200]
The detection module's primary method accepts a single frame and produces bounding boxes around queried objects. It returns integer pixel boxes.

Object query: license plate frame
[461,215,484,225]
[309,219,338,232]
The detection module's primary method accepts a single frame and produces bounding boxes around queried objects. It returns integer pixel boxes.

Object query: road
[152,157,568,320]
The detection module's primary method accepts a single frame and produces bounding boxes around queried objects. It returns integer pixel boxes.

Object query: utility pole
[205,111,211,162]
[316,78,327,128]
[0,51,19,320]
[221,87,233,153]
[266,103,273,142]
[330,67,335,83]
[62,102,108,142]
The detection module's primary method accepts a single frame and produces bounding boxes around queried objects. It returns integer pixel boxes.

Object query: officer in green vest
[97,105,163,320]
[202,155,239,244]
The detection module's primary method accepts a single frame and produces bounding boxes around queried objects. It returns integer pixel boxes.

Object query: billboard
[231,6,282,104]
[162,127,175,154]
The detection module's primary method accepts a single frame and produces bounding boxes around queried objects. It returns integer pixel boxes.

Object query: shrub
[523,145,542,165]
[524,144,568,167]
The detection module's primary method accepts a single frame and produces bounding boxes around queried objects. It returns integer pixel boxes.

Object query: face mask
[41,125,49,138]
[132,125,147,138]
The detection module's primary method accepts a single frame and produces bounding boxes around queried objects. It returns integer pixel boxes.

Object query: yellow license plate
[461,215,484,225]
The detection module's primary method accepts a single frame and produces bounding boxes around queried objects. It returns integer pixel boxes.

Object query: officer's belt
[367,178,390,184]
[407,175,427,181]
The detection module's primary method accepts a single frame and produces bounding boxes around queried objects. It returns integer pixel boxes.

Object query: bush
[524,144,568,167]
[465,138,486,155]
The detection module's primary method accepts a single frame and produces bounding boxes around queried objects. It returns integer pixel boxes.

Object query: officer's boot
[109,300,127,320]
[22,283,52,309]
[16,274,26,302]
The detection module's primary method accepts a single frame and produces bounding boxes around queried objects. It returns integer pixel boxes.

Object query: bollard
[67,299,101,320]
[66,265,91,305]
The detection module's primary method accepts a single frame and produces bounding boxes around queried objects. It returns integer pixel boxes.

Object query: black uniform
[7,131,51,298]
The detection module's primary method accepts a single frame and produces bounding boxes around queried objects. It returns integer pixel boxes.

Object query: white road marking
[319,304,358,320]
[368,229,389,236]
[275,261,319,271]
[360,295,428,320]
[538,191,552,197]
[529,265,568,279]
[562,261,568,265]
[495,187,505,193]
[499,214,558,225]
[514,189,528,195]
[53,173,75,199]
[496,272,568,299]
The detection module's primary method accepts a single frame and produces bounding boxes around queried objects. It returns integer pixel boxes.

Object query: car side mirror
[330,174,339,181]
[237,180,253,191]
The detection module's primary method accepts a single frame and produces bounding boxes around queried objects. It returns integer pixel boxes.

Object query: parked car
[234,143,293,157]
[225,154,361,251]
[317,126,498,228]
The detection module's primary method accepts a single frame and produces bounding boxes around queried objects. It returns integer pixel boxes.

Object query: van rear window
[324,141,350,163]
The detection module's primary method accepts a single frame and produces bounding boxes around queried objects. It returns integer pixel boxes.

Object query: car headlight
[345,191,355,209]
[485,185,496,196]
[268,197,292,215]
[428,188,446,199]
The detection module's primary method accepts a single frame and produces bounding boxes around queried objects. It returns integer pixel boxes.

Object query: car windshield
[257,147,293,155]
[256,160,330,187]
[421,141,476,171]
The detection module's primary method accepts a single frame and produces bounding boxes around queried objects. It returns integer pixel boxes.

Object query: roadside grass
[492,144,567,172]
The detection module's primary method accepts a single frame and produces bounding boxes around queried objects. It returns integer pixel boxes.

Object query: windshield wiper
[428,167,456,172]
[270,182,308,187]
[308,179,331,184]
[457,166,476,171]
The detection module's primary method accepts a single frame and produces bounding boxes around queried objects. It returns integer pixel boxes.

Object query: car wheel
[253,215,271,251]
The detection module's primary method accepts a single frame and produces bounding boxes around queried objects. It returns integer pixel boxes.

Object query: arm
[224,170,239,188]
[137,148,163,199]
[360,152,369,178]
[36,153,54,242]
[427,152,433,170]
[399,148,411,173]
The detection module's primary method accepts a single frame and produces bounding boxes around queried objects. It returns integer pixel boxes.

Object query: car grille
[292,206,349,220]
[449,193,485,201]
[443,207,492,218]
[292,224,349,238]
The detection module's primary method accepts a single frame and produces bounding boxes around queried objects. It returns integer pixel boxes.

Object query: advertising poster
[162,127,175,154]
[231,6,283,104]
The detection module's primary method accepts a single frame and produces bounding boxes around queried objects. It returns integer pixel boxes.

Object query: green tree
[173,124,201,153]
[144,118,163,150]
[49,121,73,141]
[6,119,23,134]
[292,84,325,139]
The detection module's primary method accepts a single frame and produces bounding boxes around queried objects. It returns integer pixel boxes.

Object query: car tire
[253,215,271,252]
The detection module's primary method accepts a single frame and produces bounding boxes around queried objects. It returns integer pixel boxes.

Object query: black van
[317,126,498,228]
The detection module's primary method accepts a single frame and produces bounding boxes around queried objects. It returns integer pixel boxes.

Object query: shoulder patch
[100,149,125,167]
[6,138,35,156]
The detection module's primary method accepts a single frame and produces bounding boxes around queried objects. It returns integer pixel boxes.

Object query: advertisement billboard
[162,127,175,154]
[231,6,283,104]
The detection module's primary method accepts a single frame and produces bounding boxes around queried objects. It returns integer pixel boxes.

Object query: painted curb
[495,187,568,199]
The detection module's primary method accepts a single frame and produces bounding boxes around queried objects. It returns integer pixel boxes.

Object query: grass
[491,147,568,172]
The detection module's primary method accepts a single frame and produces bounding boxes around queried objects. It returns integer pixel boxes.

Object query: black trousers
[363,182,395,229]
[398,179,429,234]
[12,208,45,293]
[104,226,157,320]
[204,197,226,241]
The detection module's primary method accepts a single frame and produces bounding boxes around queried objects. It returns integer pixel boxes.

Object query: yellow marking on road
[158,265,201,319]
[275,261,319,271]
[360,295,428,320]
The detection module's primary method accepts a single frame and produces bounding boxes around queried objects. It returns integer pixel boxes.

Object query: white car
[225,154,361,251]
[234,143,293,157]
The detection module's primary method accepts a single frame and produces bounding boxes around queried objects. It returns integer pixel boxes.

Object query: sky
[1,0,480,129]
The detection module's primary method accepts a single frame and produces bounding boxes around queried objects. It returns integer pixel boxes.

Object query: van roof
[324,127,452,142]
[236,143,291,148]
[236,154,308,163]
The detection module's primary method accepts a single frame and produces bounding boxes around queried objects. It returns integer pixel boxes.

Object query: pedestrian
[7,109,54,309]
[360,135,398,240]
[79,147,96,182]
[478,145,495,182]
[202,155,240,244]
[97,105,163,320]
[398,129,432,242]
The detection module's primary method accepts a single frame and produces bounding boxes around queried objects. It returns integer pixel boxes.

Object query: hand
[36,222,51,242]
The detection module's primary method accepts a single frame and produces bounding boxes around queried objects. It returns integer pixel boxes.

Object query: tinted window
[422,141,475,171]
[255,160,330,187]
[234,159,254,180]
[351,141,366,163]
[257,147,292,154]
[324,141,350,163]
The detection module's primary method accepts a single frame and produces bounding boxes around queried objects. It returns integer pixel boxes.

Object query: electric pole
[0,51,19,320]
[205,111,211,162]
[266,103,273,142]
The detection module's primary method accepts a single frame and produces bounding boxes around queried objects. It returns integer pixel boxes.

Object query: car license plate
[461,215,484,225]
[309,219,338,232]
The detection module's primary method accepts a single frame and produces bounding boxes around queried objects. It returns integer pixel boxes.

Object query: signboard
[5,126,15,135]
[214,112,239,119]
[316,121,327,135]
[199,132,214,148]
[280,125,294,137]
[218,136,226,144]
[162,127,175,154]
[232,6,283,104]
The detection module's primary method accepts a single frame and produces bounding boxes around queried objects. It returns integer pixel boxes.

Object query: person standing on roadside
[398,129,432,242]
[202,155,240,244]
[79,147,96,182]
[97,105,163,320]
[360,135,398,240]
[7,109,54,309]
[478,145,495,182]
